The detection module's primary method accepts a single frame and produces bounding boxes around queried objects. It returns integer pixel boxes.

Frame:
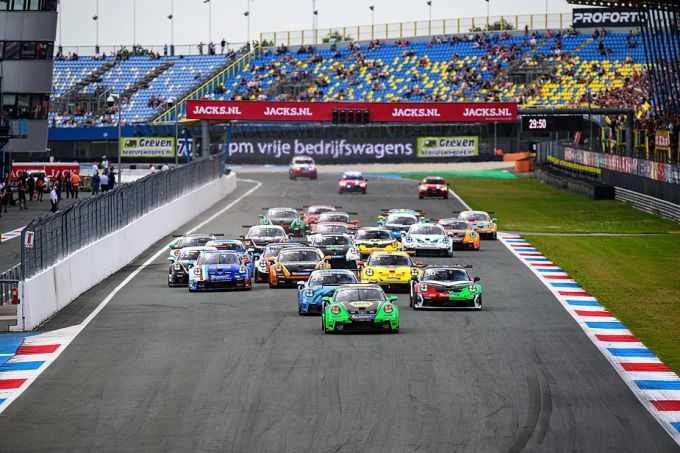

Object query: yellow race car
[358,251,424,292]
[354,227,403,257]
[456,210,498,240]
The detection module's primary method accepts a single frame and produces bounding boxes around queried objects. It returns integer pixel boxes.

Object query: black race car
[308,234,361,269]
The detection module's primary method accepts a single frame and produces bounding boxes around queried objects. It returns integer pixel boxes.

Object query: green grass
[396,170,517,179]
[526,235,680,373]
[444,176,680,234]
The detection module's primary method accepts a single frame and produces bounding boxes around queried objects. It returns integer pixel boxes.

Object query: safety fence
[0,264,21,306]
[21,157,222,279]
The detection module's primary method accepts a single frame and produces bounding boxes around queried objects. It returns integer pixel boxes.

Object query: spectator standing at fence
[70,171,80,198]
[91,172,100,195]
[27,173,35,202]
[100,171,109,193]
[55,175,63,201]
[63,171,72,199]
[36,175,45,202]
[149,164,157,173]
[50,185,58,213]
[17,177,27,210]
[108,168,115,191]
[102,155,109,169]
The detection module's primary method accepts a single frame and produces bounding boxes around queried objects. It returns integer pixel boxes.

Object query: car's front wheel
[475,295,483,311]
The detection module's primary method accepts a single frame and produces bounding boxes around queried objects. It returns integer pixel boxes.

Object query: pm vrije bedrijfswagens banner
[417,137,479,158]
[120,137,176,158]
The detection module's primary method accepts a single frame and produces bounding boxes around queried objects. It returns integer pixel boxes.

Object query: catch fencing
[21,157,222,280]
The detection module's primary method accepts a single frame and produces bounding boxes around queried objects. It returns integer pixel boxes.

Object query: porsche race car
[205,239,255,267]
[168,246,216,287]
[354,227,403,257]
[312,211,359,233]
[409,265,482,310]
[456,210,497,239]
[242,225,289,253]
[297,269,358,315]
[438,218,480,250]
[260,207,306,237]
[402,223,453,257]
[167,233,218,261]
[308,234,360,269]
[338,171,367,194]
[289,156,318,180]
[188,250,252,291]
[381,213,420,239]
[377,209,427,224]
[322,284,399,333]
[303,205,339,228]
[311,222,351,237]
[253,242,304,283]
[268,246,331,288]
[418,176,449,199]
[358,251,424,292]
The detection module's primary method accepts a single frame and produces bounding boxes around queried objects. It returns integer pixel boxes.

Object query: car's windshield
[334,288,386,302]
[308,272,357,286]
[367,254,411,266]
[308,206,334,215]
[386,216,417,225]
[318,213,350,223]
[342,174,363,180]
[312,235,352,246]
[439,220,470,230]
[460,212,491,222]
[198,253,240,265]
[293,157,314,165]
[422,268,469,282]
[279,249,321,262]
[423,178,445,184]
[248,226,285,238]
[210,242,245,252]
[179,250,202,260]
[177,236,213,247]
[316,224,348,235]
[268,210,298,221]
[355,229,392,240]
[263,245,289,258]
[409,225,445,235]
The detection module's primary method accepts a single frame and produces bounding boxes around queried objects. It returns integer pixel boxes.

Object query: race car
[358,251,424,292]
[377,209,428,224]
[354,227,403,257]
[381,213,420,239]
[297,269,358,315]
[168,245,216,287]
[456,210,498,239]
[167,233,217,261]
[438,218,480,250]
[418,176,449,199]
[321,284,399,334]
[302,205,339,228]
[242,225,289,253]
[409,265,482,310]
[253,242,304,283]
[205,239,255,267]
[289,156,318,180]
[312,211,359,233]
[402,223,453,257]
[338,171,367,194]
[259,207,306,237]
[311,222,351,236]
[308,234,361,269]
[188,250,252,291]
[268,246,331,288]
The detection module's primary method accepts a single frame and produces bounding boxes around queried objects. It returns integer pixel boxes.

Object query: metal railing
[615,187,680,223]
[54,42,248,58]
[260,12,571,47]
[21,157,222,279]
[153,45,262,124]
[0,264,21,306]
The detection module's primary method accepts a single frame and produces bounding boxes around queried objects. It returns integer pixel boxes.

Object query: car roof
[278,246,320,252]
[251,224,286,230]
[387,213,418,219]
[370,251,409,257]
[317,222,348,226]
[181,246,217,252]
[460,210,489,215]
[201,249,240,256]
[337,283,382,289]
[343,171,363,176]
[207,239,242,243]
[358,226,391,231]
[311,269,355,275]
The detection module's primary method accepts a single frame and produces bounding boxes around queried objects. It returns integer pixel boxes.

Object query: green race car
[322,283,399,334]
[259,207,306,237]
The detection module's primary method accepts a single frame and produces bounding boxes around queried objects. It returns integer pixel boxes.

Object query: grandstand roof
[567,0,678,10]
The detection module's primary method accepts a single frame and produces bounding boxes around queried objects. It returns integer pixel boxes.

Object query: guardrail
[260,12,570,47]
[615,187,680,223]
[21,157,222,279]
[153,45,262,124]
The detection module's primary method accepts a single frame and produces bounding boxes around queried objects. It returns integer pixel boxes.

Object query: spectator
[91,172,100,195]
[161,163,170,171]
[149,165,157,173]
[100,170,110,193]
[50,185,59,213]
[17,177,27,210]
[108,169,115,191]
[198,41,204,55]
[26,173,35,202]
[36,175,45,202]
[163,44,168,56]
[70,171,80,199]
[102,155,109,168]
[221,38,226,53]
[55,174,63,201]
[63,171,72,199]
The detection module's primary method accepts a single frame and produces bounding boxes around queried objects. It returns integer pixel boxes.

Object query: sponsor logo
[264,107,313,116]
[573,8,642,27]
[191,105,242,116]
[463,107,512,118]
[392,108,441,117]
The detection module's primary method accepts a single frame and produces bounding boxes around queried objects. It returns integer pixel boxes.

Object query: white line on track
[0,177,262,414]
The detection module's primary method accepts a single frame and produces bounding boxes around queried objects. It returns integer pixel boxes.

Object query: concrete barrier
[13,173,237,331]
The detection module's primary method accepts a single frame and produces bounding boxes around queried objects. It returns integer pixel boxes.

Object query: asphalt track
[0,173,676,452]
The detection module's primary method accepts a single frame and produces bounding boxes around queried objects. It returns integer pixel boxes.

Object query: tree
[322,30,353,44]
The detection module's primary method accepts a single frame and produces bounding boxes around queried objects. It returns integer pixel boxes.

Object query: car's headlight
[419,283,428,292]
[405,236,413,243]
[469,284,477,293]
[470,232,476,238]
[331,306,341,315]
[392,241,400,248]
[305,289,314,297]
[275,265,283,271]
[411,268,419,276]
[442,236,450,244]
[257,260,267,269]
[174,264,181,270]
[365,268,374,276]
[173,249,181,256]
[384,304,393,313]
[239,266,247,273]
[193,268,201,275]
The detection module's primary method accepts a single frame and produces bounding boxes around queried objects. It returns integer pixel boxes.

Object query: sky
[57,0,575,49]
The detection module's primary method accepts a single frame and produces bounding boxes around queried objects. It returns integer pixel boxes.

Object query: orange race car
[268,246,331,288]
[437,218,480,250]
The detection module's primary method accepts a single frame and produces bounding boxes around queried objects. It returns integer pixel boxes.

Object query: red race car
[302,205,340,228]
[338,171,367,194]
[289,156,318,180]
[418,176,449,199]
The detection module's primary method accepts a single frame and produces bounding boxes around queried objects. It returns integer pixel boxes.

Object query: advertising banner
[572,8,643,28]
[416,137,478,158]
[120,137,175,158]
[186,100,518,123]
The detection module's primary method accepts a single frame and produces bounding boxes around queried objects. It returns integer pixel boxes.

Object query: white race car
[402,223,453,257]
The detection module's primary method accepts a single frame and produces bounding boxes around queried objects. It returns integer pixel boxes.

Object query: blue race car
[188,250,252,291]
[206,239,255,272]
[296,269,358,315]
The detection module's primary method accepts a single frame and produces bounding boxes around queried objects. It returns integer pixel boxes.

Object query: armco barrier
[13,173,237,331]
